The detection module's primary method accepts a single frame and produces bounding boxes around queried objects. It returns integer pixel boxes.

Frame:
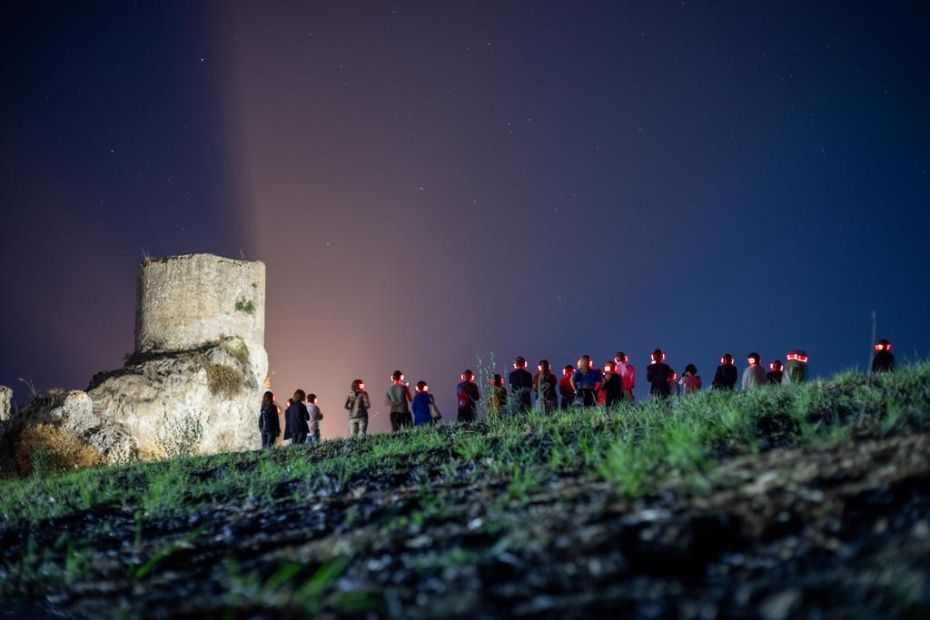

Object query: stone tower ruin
[2,253,271,469]
[135,254,265,355]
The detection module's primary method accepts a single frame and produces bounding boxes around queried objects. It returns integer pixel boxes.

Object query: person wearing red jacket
[558,365,575,410]
[615,351,636,403]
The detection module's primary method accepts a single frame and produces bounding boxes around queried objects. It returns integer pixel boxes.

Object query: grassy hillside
[1,363,930,617]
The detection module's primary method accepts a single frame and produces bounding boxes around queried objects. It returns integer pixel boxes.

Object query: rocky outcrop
[3,253,269,469]
[14,390,133,465]
[88,335,267,459]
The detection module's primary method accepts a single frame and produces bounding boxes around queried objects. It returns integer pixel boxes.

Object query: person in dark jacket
[284,389,310,445]
[457,370,481,422]
[558,365,575,409]
[712,353,738,390]
[258,391,280,448]
[411,381,436,427]
[871,339,895,373]
[508,356,534,414]
[646,349,674,398]
[571,355,603,407]
[766,360,784,385]
[533,360,559,412]
[600,361,624,407]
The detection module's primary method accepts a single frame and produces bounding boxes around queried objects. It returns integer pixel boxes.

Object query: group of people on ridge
[257,340,897,445]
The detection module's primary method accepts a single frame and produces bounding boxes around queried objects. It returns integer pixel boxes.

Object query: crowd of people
[257,340,898,445]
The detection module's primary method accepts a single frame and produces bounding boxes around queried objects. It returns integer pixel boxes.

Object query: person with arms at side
[457,370,481,423]
[600,360,624,408]
[872,340,895,373]
[508,356,534,414]
[306,393,323,443]
[489,374,508,417]
[385,370,413,432]
[615,351,636,403]
[570,355,603,408]
[646,349,674,398]
[258,391,280,448]
[411,381,437,427]
[767,360,784,385]
[534,360,559,413]
[667,370,680,397]
[344,379,371,439]
[558,365,575,410]
[742,352,767,390]
[782,350,809,385]
[712,353,738,390]
[284,389,310,445]
[679,364,702,395]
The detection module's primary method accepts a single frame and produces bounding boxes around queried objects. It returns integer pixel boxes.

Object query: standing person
[615,352,636,403]
[782,350,809,385]
[456,370,481,422]
[600,361,624,408]
[258,391,280,448]
[742,353,767,390]
[385,370,413,432]
[558,365,575,410]
[284,389,311,445]
[411,381,437,427]
[307,394,323,443]
[871,340,895,373]
[344,379,371,438]
[712,354,739,390]
[489,374,508,416]
[508,356,534,414]
[767,360,784,385]
[306,393,323,444]
[570,355,603,408]
[679,364,702,395]
[534,360,559,413]
[646,349,674,398]
[668,371,680,397]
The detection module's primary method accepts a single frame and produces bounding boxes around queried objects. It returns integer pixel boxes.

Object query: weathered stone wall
[135,254,265,354]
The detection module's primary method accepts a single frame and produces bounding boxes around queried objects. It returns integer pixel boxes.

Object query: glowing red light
[359,382,366,390]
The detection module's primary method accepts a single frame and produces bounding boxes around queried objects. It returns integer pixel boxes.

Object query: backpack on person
[428,395,442,421]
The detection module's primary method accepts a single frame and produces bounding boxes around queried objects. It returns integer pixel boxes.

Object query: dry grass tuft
[137,442,167,462]
[205,363,245,397]
[15,424,105,475]
[222,339,250,367]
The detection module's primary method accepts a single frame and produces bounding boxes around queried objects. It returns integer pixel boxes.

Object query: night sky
[3,1,929,437]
